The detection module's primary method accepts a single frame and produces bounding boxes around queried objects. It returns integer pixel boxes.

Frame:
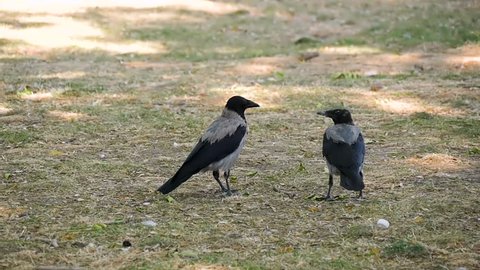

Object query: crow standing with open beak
[318,109,365,200]
[158,96,260,196]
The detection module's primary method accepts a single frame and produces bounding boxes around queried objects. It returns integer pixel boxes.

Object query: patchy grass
[365,2,480,50]
[1,0,480,269]
[385,112,480,139]
[0,129,36,145]
[61,82,107,96]
[383,239,428,258]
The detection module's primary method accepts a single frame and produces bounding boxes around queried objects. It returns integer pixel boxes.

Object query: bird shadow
[165,188,240,200]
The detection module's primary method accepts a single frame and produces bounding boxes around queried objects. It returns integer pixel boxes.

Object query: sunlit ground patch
[48,110,87,121]
[20,92,53,101]
[407,153,469,172]
[447,55,480,70]
[227,56,291,76]
[0,15,162,54]
[0,105,14,116]
[376,98,426,114]
[37,71,86,79]
[446,44,480,70]
[207,84,283,109]
[347,91,465,116]
[104,10,206,24]
[0,206,27,219]
[319,46,382,55]
[374,97,464,116]
[0,0,252,15]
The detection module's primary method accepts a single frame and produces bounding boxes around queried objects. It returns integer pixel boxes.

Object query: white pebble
[51,239,59,248]
[377,218,390,229]
[141,220,157,227]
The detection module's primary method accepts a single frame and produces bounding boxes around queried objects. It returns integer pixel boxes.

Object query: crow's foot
[325,195,335,201]
[224,189,239,197]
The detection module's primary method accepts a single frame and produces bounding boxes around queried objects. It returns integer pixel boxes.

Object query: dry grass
[1,0,479,269]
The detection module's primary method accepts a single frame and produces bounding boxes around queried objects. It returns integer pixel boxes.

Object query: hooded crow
[158,96,260,195]
[318,109,365,200]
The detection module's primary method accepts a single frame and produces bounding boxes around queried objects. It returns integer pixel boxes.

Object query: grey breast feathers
[202,108,247,143]
[325,124,360,145]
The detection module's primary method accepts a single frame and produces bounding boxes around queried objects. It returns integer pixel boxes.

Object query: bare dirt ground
[1,0,479,269]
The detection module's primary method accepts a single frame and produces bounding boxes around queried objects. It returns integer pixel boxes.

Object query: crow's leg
[213,170,227,192]
[325,174,334,201]
[357,190,364,200]
[224,170,237,196]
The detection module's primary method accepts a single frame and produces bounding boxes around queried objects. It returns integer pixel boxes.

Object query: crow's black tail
[157,166,196,194]
[340,172,364,191]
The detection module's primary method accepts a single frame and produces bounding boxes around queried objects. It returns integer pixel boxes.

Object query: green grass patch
[327,258,359,270]
[450,95,479,110]
[122,21,292,61]
[294,37,323,46]
[384,112,480,139]
[0,129,35,145]
[365,5,479,50]
[61,81,106,96]
[64,222,128,246]
[334,37,367,46]
[468,147,480,156]
[332,72,362,80]
[383,239,428,258]
[345,224,374,238]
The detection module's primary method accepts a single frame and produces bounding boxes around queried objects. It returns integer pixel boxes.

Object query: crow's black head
[318,109,354,125]
[226,96,260,118]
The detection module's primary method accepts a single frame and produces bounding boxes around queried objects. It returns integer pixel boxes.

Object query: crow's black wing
[323,132,365,179]
[182,124,246,172]
[158,125,246,194]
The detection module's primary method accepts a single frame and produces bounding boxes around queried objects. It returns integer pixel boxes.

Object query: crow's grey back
[202,109,246,143]
[325,124,360,145]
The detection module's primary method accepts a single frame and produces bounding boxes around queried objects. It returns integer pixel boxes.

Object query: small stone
[298,52,319,61]
[370,82,383,91]
[364,70,379,77]
[377,218,390,229]
[141,220,157,227]
[50,239,59,248]
[403,32,412,39]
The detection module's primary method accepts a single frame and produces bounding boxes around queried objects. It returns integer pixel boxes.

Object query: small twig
[298,52,319,62]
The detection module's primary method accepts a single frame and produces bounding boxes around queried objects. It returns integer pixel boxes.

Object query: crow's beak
[247,100,260,108]
[317,110,326,116]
